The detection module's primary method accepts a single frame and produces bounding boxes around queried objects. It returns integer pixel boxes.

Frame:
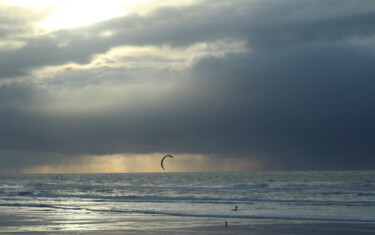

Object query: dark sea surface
[0,171,374,233]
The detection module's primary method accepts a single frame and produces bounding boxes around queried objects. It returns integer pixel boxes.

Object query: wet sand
[102,220,375,235]
[1,211,375,234]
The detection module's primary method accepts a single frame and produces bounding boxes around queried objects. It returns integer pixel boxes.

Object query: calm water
[0,171,374,232]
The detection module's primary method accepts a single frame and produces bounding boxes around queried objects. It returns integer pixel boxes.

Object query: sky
[0,0,375,173]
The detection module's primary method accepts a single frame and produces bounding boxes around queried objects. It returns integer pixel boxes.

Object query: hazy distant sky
[1,0,375,173]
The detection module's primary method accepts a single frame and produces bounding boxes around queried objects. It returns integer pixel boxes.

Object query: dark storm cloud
[189,46,375,170]
[1,0,375,172]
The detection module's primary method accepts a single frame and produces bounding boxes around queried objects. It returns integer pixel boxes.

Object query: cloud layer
[1,0,375,172]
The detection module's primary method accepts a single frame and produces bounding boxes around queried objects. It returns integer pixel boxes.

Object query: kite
[161,155,173,170]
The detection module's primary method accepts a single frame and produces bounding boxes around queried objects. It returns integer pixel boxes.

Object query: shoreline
[1,212,375,234]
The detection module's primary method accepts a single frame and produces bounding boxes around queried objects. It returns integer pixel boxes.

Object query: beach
[1,211,375,234]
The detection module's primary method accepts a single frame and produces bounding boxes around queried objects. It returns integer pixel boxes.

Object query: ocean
[0,171,374,233]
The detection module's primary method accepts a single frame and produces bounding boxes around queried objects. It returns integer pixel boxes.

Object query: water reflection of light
[51,210,95,231]
[48,209,136,232]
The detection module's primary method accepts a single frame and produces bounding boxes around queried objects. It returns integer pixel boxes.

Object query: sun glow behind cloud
[2,0,199,30]
[3,0,129,30]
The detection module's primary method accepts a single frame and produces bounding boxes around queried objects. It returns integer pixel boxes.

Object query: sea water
[0,171,374,232]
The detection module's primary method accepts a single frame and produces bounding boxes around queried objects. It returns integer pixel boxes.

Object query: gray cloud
[1,0,375,172]
[2,0,375,78]
[0,5,45,38]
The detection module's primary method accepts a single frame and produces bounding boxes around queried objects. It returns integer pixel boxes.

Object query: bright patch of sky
[2,0,199,30]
